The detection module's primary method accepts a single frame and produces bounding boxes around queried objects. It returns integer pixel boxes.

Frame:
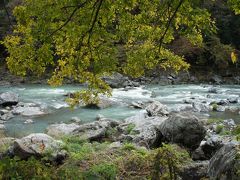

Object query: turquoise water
[0,84,239,137]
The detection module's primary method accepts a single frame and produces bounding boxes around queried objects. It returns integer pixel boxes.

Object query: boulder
[0,112,14,121]
[130,101,144,109]
[192,102,210,112]
[0,92,19,107]
[132,123,163,148]
[179,161,209,180]
[159,112,206,150]
[72,119,119,141]
[227,97,238,104]
[125,110,148,128]
[86,96,116,109]
[12,133,67,161]
[101,72,129,88]
[70,117,81,123]
[24,119,34,124]
[145,101,169,116]
[46,123,80,137]
[123,112,167,148]
[208,143,240,180]
[201,135,224,159]
[208,87,218,94]
[216,105,225,112]
[12,106,46,116]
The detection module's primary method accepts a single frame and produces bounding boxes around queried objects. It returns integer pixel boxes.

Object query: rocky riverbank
[0,69,240,179]
[0,92,240,179]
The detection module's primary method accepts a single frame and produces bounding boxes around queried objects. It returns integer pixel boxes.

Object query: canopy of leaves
[3,0,216,103]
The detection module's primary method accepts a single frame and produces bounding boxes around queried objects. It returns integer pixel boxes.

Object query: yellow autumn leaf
[231,52,238,63]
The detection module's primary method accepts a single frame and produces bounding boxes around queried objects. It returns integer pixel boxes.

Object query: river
[0,84,239,137]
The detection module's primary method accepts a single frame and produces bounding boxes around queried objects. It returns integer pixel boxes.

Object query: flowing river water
[0,84,239,138]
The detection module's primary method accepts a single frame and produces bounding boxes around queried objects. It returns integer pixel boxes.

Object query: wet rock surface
[0,92,19,107]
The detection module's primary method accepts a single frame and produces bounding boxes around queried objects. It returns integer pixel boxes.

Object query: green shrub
[151,144,191,180]
[211,104,218,111]
[85,163,117,180]
[216,125,224,134]
[126,123,136,134]
[0,157,55,179]
[207,117,223,124]
[232,125,240,141]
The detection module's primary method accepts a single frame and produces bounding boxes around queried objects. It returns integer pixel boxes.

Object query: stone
[12,106,46,116]
[12,133,67,161]
[159,112,206,150]
[124,112,167,148]
[179,161,209,180]
[130,101,144,109]
[46,123,80,137]
[208,143,240,180]
[145,101,169,116]
[96,114,105,120]
[0,92,19,107]
[201,135,224,159]
[24,119,34,124]
[208,87,218,94]
[227,97,238,104]
[86,96,115,109]
[101,72,129,88]
[192,102,210,112]
[70,117,81,123]
[72,119,119,141]
[216,105,225,112]
[0,112,14,121]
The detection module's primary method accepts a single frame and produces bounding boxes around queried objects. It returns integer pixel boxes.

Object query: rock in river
[145,101,169,116]
[0,92,19,107]
[12,106,46,116]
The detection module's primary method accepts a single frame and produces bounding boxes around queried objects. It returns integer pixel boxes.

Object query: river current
[0,84,239,137]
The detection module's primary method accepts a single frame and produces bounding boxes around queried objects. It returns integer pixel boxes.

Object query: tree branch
[158,0,185,51]
[3,0,13,27]
[87,0,103,45]
[49,1,88,37]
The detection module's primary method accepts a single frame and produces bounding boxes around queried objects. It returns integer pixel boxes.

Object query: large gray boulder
[12,133,67,161]
[46,123,80,137]
[145,101,169,116]
[208,143,240,180]
[159,112,206,150]
[0,92,19,107]
[123,112,167,148]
